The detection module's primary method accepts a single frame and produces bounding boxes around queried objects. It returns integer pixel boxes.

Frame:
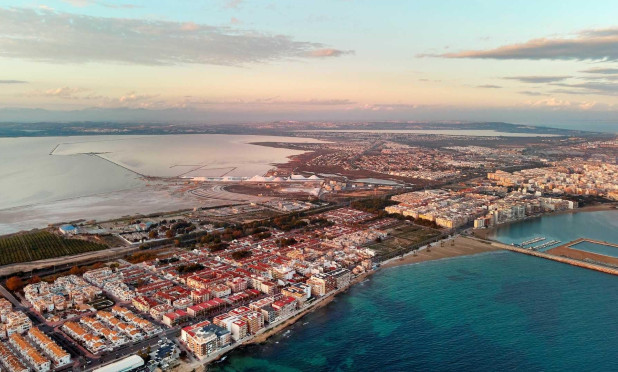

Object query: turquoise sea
[210,211,618,372]
[487,210,618,250]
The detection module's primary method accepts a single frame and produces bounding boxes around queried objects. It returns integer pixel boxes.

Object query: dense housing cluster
[386,189,578,229]
[0,298,71,372]
[487,161,618,200]
[13,207,386,365]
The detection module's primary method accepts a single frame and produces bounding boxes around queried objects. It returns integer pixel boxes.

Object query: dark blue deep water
[210,212,618,372]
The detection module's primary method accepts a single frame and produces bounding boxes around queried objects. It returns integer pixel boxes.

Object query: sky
[1,0,618,127]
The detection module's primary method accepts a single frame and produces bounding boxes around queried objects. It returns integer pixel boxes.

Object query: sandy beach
[380,236,500,269]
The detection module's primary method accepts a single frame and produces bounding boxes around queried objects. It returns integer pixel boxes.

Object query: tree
[69,265,82,276]
[208,242,229,252]
[148,230,158,239]
[28,275,42,285]
[6,276,24,291]
[231,250,252,260]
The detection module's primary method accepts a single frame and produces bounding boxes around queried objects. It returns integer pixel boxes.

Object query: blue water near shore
[210,211,618,372]
[487,210,618,250]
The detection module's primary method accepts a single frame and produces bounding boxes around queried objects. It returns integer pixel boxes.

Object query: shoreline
[246,270,372,345]
[380,236,500,269]
[247,236,498,344]
[474,203,617,239]
[193,237,500,369]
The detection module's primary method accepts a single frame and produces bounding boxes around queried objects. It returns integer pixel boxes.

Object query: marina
[520,237,545,246]
[531,239,561,251]
[514,237,561,251]
[487,239,618,276]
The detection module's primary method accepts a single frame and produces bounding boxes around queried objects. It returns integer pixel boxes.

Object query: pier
[531,239,560,250]
[565,238,618,250]
[520,237,545,246]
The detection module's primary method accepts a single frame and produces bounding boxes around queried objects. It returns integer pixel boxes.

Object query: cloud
[306,48,354,58]
[117,91,157,103]
[0,80,27,84]
[0,7,351,66]
[527,97,573,107]
[525,97,599,110]
[180,22,200,31]
[62,0,91,6]
[29,86,89,99]
[360,103,423,111]
[423,27,618,61]
[477,84,501,89]
[282,99,355,106]
[551,81,618,96]
[503,76,571,83]
[580,67,618,74]
[518,91,548,96]
[62,0,139,8]
[25,86,161,106]
[579,67,618,81]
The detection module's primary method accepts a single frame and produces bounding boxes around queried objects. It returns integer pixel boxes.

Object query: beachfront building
[281,283,311,304]
[181,321,231,359]
[307,273,336,297]
[329,268,352,289]
[272,296,298,318]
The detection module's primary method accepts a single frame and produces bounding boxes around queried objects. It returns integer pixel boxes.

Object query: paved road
[0,245,140,278]
[0,284,24,308]
[83,329,178,371]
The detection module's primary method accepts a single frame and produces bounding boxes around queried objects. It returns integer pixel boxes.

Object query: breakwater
[566,238,618,249]
[482,238,618,276]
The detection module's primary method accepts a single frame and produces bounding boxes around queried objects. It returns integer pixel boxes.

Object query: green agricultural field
[0,231,107,266]
[368,224,443,261]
